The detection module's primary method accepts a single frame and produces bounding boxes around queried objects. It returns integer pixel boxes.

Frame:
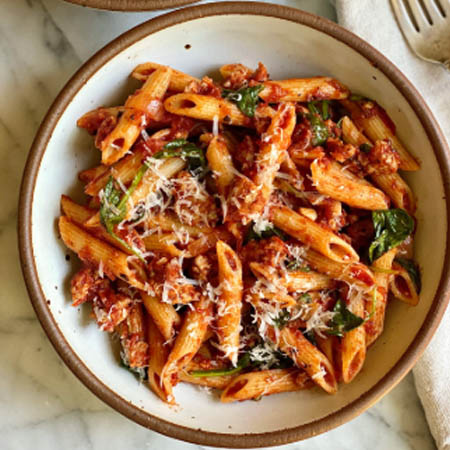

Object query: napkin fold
[334,1,450,448]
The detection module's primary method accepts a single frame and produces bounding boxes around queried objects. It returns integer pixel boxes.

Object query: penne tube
[341,99,419,171]
[141,292,181,342]
[77,106,124,135]
[341,292,366,383]
[365,248,397,346]
[61,195,144,256]
[58,217,146,290]
[161,297,212,402]
[147,315,172,403]
[61,195,95,224]
[216,241,243,365]
[180,360,234,389]
[278,327,338,394]
[302,248,375,288]
[186,227,234,258]
[259,77,349,102]
[101,67,172,165]
[220,369,312,403]
[389,262,419,306]
[206,135,235,195]
[125,157,185,220]
[271,205,359,263]
[146,213,212,237]
[310,158,390,210]
[79,164,108,183]
[142,234,183,257]
[283,269,335,292]
[131,62,199,91]
[341,116,416,213]
[164,93,250,126]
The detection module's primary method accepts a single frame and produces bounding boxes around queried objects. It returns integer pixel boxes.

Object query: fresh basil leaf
[307,102,329,146]
[154,139,206,177]
[222,84,264,118]
[189,353,251,377]
[395,258,421,293]
[327,299,364,337]
[368,209,414,262]
[359,143,372,153]
[244,222,287,243]
[285,259,311,272]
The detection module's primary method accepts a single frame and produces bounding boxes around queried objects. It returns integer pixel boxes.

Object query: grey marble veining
[0,0,435,448]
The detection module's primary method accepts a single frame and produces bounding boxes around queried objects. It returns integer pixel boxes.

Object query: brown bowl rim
[63,0,198,12]
[18,1,450,447]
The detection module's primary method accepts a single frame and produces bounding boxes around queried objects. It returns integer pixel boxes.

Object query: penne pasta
[310,158,390,210]
[101,67,172,165]
[278,327,338,394]
[220,369,312,403]
[131,62,199,91]
[365,248,397,346]
[389,261,420,306]
[271,205,359,263]
[216,241,243,365]
[164,93,250,126]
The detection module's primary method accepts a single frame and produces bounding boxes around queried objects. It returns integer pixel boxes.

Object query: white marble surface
[1,0,436,448]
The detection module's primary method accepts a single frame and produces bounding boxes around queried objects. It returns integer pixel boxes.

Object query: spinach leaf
[100,170,148,259]
[244,222,287,243]
[272,309,291,329]
[298,293,312,304]
[327,299,364,337]
[304,329,317,345]
[395,258,421,293]
[359,143,372,153]
[368,209,414,262]
[189,353,251,377]
[307,102,329,146]
[154,139,207,177]
[310,100,330,120]
[222,84,264,118]
[285,259,311,272]
[120,352,148,381]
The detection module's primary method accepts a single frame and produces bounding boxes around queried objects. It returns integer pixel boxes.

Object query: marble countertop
[1,0,436,448]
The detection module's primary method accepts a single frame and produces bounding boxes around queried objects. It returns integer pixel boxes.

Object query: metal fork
[391,0,450,70]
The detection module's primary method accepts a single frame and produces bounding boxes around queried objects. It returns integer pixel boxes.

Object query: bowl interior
[30,12,447,437]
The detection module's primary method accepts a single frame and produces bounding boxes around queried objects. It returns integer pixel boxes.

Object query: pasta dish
[59,62,421,404]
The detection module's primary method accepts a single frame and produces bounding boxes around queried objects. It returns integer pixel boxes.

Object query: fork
[390,0,450,70]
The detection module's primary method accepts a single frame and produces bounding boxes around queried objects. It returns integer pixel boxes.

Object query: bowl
[63,0,198,11]
[18,2,450,447]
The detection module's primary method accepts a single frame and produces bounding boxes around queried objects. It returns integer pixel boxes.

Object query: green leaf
[327,299,364,337]
[359,143,372,153]
[368,209,414,262]
[272,309,291,329]
[120,352,148,381]
[304,330,317,345]
[99,168,149,260]
[395,258,421,293]
[298,293,312,304]
[222,84,264,118]
[285,259,311,272]
[189,353,251,377]
[244,222,287,244]
[248,343,292,369]
[310,100,330,120]
[349,94,367,101]
[307,103,329,146]
[154,139,206,177]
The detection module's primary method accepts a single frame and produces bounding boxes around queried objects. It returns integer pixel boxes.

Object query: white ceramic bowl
[19,2,450,447]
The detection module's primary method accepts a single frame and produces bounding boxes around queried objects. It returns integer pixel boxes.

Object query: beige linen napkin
[334,1,450,448]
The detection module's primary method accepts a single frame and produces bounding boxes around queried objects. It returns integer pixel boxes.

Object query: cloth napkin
[334,1,450,448]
